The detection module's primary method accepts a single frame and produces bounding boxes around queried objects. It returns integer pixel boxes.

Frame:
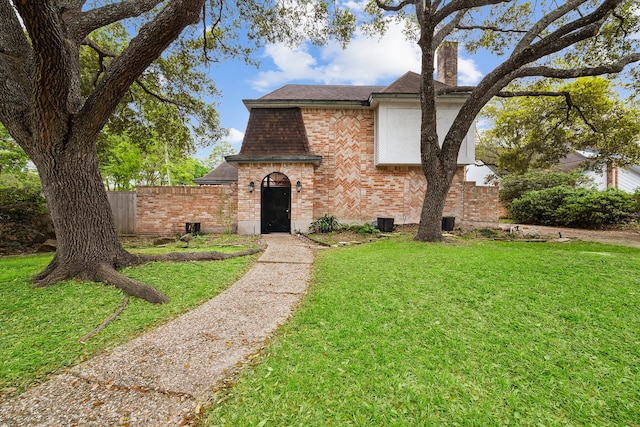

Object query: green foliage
[82,24,225,187]
[509,187,636,228]
[309,214,342,233]
[0,124,29,175]
[481,77,640,174]
[499,170,591,207]
[347,222,380,235]
[207,239,640,426]
[204,141,238,170]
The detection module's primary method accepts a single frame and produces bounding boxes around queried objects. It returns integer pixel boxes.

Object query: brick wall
[301,108,497,226]
[136,185,237,235]
[462,182,499,223]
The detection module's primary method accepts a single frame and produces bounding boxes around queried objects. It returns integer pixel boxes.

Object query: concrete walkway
[0,234,315,426]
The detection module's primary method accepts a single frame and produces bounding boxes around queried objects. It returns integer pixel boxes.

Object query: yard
[0,235,260,399]
[205,236,640,426]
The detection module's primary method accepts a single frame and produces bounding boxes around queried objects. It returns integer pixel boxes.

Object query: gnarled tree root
[128,248,262,265]
[79,295,130,343]
[32,248,262,304]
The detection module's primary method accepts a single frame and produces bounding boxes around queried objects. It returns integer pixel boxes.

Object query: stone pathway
[0,234,315,426]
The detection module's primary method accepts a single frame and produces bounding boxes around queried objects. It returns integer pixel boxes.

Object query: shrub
[0,179,53,251]
[309,214,342,233]
[557,189,635,228]
[509,187,635,228]
[499,170,592,207]
[509,186,576,225]
[347,223,380,235]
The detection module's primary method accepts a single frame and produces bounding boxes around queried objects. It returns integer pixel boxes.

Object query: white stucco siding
[374,98,475,166]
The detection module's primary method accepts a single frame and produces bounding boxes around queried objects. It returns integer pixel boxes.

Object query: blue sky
[197,19,489,159]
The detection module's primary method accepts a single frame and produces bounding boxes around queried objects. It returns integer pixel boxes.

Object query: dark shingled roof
[193,161,238,185]
[251,72,449,105]
[259,84,384,103]
[226,108,322,165]
[378,71,447,94]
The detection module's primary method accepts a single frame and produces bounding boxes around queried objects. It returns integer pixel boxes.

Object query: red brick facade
[133,108,499,236]
[136,185,237,235]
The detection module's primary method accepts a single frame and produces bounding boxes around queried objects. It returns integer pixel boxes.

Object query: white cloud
[226,128,245,144]
[251,21,421,91]
[251,20,484,92]
[458,57,483,86]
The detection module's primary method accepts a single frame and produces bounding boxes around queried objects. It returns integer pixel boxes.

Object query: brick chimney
[437,41,458,86]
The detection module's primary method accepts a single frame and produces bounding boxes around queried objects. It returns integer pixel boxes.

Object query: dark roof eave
[226,154,323,166]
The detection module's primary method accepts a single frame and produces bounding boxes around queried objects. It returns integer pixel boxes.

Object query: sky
[197,19,488,159]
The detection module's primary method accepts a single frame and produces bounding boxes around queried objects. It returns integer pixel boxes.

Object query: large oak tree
[0,0,261,303]
[0,0,353,303]
[363,0,639,241]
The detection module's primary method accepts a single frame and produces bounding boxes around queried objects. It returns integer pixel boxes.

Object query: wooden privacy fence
[107,191,136,235]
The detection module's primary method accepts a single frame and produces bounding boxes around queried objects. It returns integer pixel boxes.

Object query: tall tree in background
[0,1,354,303]
[480,77,640,174]
[363,0,639,241]
[83,24,224,188]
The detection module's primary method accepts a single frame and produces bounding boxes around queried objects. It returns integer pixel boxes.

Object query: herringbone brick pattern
[334,116,362,220]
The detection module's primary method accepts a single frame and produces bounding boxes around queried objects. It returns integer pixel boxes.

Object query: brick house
[132,44,498,236]
[219,44,497,235]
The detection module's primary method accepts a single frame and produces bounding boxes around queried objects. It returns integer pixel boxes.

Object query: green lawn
[206,238,640,426]
[0,238,258,397]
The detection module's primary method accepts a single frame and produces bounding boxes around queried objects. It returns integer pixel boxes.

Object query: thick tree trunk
[415,12,451,243]
[415,165,452,242]
[26,133,173,302]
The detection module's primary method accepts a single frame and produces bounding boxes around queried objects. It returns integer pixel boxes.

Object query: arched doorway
[261,172,291,233]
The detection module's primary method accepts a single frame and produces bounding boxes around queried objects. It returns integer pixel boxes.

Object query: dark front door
[261,172,291,233]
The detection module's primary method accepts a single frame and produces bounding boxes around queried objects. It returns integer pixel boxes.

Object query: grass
[0,236,259,398]
[206,238,640,426]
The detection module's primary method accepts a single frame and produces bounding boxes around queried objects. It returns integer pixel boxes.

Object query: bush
[347,223,380,235]
[0,177,53,252]
[499,170,592,207]
[557,189,635,228]
[509,187,635,228]
[309,214,342,233]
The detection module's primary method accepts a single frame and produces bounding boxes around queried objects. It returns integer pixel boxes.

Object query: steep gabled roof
[193,161,238,185]
[226,107,322,165]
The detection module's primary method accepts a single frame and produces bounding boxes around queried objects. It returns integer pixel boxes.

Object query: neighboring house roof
[193,161,238,185]
[559,151,592,172]
[226,107,322,166]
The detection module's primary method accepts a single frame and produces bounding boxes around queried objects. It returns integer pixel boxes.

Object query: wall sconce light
[249,181,255,193]
[296,181,302,193]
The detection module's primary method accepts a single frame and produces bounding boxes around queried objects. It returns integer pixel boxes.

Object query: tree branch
[433,10,466,49]
[78,0,205,140]
[434,0,512,26]
[513,0,587,55]
[455,24,527,33]
[82,37,117,87]
[375,0,416,12]
[79,295,130,343]
[496,90,598,132]
[76,0,164,40]
[513,53,640,79]
[135,78,184,106]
